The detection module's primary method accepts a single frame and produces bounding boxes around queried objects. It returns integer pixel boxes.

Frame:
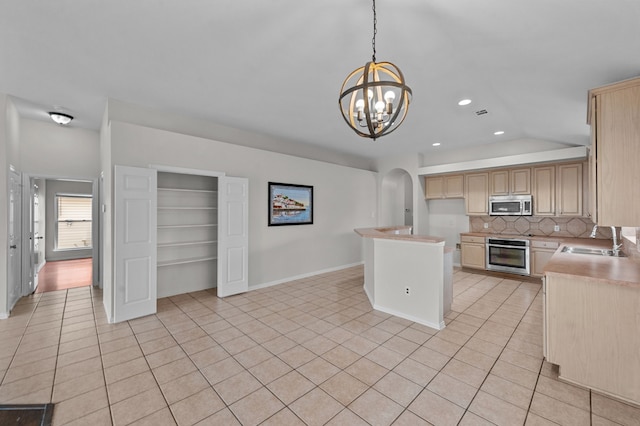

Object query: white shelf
[158,187,217,194]
[158,206,217,210]
[158,224,217,229]
[158,256,217,267]
[158,240,216,248]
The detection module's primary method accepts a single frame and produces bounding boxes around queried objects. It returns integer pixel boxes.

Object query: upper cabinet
[490,168,531,196]
[556,163,583,216]
[425,174,464,199]
[465,172,489,215]
[532,166,555,216]
[588,77,640,226]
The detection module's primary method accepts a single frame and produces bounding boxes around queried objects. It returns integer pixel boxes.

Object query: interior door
[217,176,248,297]
[8,169,22,310]
[113,165,157,322]
[22,175,39,295]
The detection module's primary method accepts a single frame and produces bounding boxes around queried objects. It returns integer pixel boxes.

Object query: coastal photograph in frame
[268,182,313,226]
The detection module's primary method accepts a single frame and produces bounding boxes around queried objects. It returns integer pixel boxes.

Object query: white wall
[427,199,468,265]
[107,120,378,288]
[20,119,100,178]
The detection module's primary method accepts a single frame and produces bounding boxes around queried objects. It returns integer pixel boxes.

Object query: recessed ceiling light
[494,130,505,135]
[432,142,441,146]
[458,99,472,106]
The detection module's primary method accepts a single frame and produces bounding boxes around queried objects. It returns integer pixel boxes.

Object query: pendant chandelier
[339,0,412,140]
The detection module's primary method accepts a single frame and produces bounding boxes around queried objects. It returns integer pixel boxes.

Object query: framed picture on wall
[268,182,314,226]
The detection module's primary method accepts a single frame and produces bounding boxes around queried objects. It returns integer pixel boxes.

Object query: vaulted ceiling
[2,0,640,161]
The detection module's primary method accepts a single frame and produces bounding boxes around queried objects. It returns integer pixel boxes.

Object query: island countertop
[354,226,446,244]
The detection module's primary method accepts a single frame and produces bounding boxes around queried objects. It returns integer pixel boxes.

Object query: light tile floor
[1,266,639,425]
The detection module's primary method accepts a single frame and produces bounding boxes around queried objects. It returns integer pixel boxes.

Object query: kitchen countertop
[355,226,446,244]
[460,232,640,288]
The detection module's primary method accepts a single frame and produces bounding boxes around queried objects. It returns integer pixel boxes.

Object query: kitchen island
[354,226,453,330]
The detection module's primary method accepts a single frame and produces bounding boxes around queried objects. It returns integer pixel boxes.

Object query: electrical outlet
[484,223,489,229]
[404,287,410,295]
[554,225,560,232]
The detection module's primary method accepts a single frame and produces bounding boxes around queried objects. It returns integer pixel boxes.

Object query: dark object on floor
[0,404,54,426]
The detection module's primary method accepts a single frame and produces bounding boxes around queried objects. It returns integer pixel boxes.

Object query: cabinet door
[217,176,249,298]
[531,249,555,277]
[556,163,582,216]
[510,168,531,195]
[489,170,509,196]
[425,176,444,199]
[113,165,157,323]
[533,166,555,216]
[588,97,598,222]
[596,84,640,226]
[445,175,464,198]
[465,173,489,215]
[461,243,485,269]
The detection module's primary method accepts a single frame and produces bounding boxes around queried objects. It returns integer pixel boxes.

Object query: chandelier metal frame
[338,0,412,140]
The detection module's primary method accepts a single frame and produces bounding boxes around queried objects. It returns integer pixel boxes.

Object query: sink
[561,246,626,257]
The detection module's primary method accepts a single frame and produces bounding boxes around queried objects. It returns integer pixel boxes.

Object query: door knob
[9,245,17,249]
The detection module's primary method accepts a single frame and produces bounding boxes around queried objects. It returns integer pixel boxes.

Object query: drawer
[461,235,485,244]
[531,240,560,249]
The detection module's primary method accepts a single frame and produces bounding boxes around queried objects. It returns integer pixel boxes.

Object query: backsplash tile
[469,216,614,239]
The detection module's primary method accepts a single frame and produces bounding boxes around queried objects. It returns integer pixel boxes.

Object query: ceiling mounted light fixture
[49,112,73,125]
[338,0,412,140]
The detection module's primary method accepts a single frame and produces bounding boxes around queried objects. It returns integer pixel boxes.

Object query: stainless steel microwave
[489,195,532,216]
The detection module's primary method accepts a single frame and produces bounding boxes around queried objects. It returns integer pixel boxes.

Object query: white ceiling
[2,0,640,161]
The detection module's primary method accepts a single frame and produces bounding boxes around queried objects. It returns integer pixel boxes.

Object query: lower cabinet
[530,240,559,277]
[544,273,640,405]
[460,235,485,269]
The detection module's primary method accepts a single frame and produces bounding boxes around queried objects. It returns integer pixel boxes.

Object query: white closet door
[217,176,248,297]
[114,165,157,322]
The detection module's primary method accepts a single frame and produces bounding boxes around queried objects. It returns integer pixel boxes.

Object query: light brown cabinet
[556,163,583,216]
[588,77,640,226]
[544,272,640,405]
[464,173,489,215]
[490,168,531,196]
[530,240,559,277]
[425,174,464,199]
[460,235,485,269]
[532,166,555,216]
[532,162,585,217]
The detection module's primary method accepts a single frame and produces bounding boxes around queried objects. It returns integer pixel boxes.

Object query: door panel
[114,165,157,322]
[8,169,22,311]
[217,176,248,297]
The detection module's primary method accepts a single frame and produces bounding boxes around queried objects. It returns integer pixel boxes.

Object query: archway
[380,168,413,228]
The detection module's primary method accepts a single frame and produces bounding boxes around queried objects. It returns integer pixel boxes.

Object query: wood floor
[34,258,92,293]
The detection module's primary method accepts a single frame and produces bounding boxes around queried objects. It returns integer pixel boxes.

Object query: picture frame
[268,182,314,226]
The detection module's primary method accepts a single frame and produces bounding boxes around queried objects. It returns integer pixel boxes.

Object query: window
[56,195,92,250]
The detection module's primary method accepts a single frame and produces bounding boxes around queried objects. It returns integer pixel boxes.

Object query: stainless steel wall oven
[486,238,530,275]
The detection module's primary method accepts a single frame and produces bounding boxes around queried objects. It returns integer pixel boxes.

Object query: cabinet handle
[9,245,17,249]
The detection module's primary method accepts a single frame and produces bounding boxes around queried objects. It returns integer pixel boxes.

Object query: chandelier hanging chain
[371,0,377,62]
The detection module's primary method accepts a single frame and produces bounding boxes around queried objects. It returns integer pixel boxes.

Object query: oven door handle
[487,244,529,249]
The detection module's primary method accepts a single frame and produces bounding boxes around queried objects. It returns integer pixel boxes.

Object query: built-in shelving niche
[157,172,218,298]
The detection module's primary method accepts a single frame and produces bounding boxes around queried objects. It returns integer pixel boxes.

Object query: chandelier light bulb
[384,91,395,103]
[375,101,385,113]
[367,89,374,100]
[355,99,365,111]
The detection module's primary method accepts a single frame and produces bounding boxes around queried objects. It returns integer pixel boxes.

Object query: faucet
[590,224,622,254]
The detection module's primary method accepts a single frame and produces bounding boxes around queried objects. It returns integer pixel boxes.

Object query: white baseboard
[373,303,446,331]
[249,262,364,291]
[0,312,9,320]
